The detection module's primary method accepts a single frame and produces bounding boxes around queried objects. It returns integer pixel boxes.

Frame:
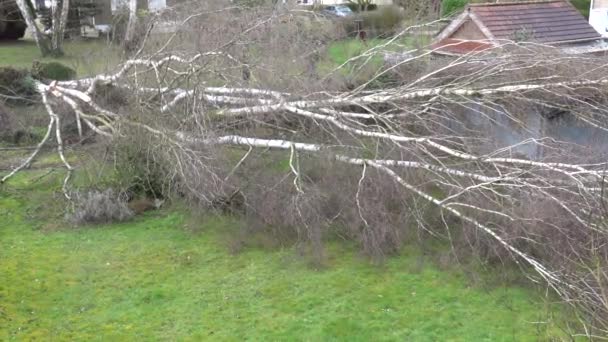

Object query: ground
[0,40,120,76]
[326,37,429,67]
[0,38,570,340]
[0,170,567,340]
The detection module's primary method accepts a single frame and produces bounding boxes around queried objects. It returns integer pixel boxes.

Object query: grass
[318,35,431,86]
[0,170,569,340]
[326,36,430,66]
[0,29,573,340]
[571,0,591,18]
[327,38,387,67]
[0,39,121,77]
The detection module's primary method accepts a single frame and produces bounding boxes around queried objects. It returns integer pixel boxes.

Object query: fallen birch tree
[3,4,608,336]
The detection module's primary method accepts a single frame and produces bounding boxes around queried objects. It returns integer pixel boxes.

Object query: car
[322,5,354,18]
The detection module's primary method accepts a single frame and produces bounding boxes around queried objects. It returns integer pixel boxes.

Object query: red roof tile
[432,39,494,55]
[469,0,600,43]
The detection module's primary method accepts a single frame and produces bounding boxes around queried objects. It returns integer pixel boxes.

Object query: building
[432,0,608,55]
[590,0,608,36]
[93,0,112,26]
[111,0,184,12]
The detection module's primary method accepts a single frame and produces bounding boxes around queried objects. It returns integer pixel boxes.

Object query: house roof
[468,0,600,44]
[431,1,604,55]
[432,39,494,55]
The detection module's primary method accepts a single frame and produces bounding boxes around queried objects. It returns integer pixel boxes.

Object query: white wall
[148,0,166,11]
[590,0,608,37]
[112,0,167,12]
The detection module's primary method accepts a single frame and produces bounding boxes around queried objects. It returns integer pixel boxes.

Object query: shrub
[0,105,38,145]
[442,0,468,16]
[209,152,422,262]
[111,132,176,200]
[110,8,129,45]
[110,6,153,51]
[344,3,377,12]
[233,0,273,7]
[0,103,14,137]
[342,6,405,38]
[67,189,133,225]
[31,61,77,81]
[0,67,37,104]
[93,83,129,111]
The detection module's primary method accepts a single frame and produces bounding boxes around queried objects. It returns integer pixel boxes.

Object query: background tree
[395,0,441,19]
[124,0,137,44]
[348,0,373,12]
[50,0,70,53]
[15,0,70,57]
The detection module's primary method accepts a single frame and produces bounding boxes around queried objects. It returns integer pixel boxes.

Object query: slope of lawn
[318,36,431,86]
[0,39,120,76]
[571,0,591,18]
[326,36,429,67]
[0,170,568,340]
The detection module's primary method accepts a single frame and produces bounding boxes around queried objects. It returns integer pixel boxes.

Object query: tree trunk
[17,0,69,57]
[124,0,138,44]
[51,0,70,56]
[15,0,51,56]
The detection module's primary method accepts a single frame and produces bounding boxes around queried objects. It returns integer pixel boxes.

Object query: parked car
[322,5,354,18]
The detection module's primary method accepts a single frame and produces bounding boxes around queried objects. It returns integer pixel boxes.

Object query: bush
[442,0,468,16]
[110,8,129,45]
[0,67,37,104]
[342,6,405,38]
[344,3,377,12]
[67,189,133,225]
[0,105,37,144]
[31,61,76,81]
[112,132,176,200]
[233,0,273,7]
[93,83,129,111]
[0,103,14,137]
[110,6,153,51]
[209,152,423,262]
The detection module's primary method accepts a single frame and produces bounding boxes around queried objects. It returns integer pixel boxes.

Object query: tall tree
[395,0,442,19]
[51,0,70,53]
[348,0,373,12]
[124,0,138,43]
[16,0,70,57]
[15,0,51,56]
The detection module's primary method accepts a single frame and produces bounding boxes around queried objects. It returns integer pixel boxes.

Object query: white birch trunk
[51,0,70,53]
[124,0,138,43]
[15,0,50,55]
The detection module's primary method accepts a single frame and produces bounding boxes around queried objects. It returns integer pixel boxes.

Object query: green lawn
[0,39,120,76]
[326,36,430,67]
[0,31,570,341]
[0,170,567,340]
[319,36,431,86]
[571,0,591,18]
